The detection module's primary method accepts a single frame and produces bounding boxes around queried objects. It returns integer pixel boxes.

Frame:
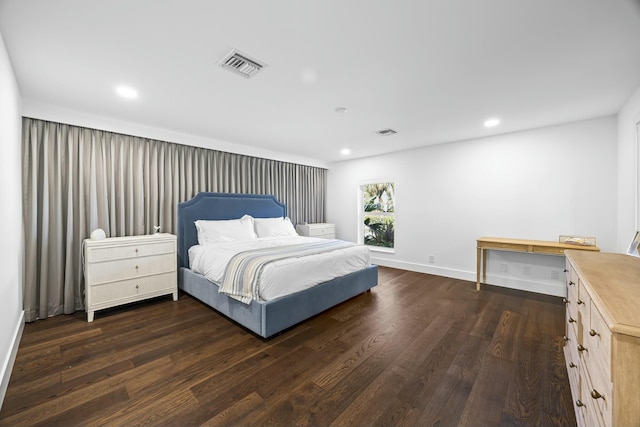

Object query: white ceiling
[1,0,640,164]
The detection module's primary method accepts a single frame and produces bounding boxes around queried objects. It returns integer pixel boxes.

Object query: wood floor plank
[501,336,546,425]
[35,387,131,427]
[200,391,265,427]
[329,364,411,426]
[414,323,490,426]
[0,267,576,427]
[458,354,514,427]
[0,357,175,426]
[489,309,525,361]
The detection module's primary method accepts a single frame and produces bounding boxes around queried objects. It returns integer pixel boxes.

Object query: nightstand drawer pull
[569,281,575,286]
[569,362,576,368]
[577,344,586,352]
[577,299,584,305]
[576,400,584,408]
[568,317,576,323]
[589,329,598,337]
[563,335,570,342]
[590,389,603,400]
[563,298,569,304]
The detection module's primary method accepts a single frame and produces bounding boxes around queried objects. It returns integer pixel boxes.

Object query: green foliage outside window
[362,182,395,248]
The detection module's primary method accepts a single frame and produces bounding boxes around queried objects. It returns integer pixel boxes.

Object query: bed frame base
[179,265,378,338]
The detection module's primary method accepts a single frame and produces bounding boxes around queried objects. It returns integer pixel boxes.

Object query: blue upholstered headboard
[177,192,286,268]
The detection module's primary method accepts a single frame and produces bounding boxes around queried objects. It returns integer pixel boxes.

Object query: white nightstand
[83,233,178,322]
[296,223,336,239]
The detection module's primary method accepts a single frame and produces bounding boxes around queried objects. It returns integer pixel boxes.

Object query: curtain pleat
[22,117,327,322]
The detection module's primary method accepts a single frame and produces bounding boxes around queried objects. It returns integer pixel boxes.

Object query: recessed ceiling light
[341,148,351,155]
[484,118,500,128]
[334,107,347,113]
[116,86,138,99]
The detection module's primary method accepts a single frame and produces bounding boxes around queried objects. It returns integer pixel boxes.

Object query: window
[360,182,395,250]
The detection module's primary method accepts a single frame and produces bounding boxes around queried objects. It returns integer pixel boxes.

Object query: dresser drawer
[566,284,578,319]
[581,359,611,427]
[564,326,580,400]
[86,240,175,262]
[88,272,176,309]
[587,302,612,376]
[87,253,176,285]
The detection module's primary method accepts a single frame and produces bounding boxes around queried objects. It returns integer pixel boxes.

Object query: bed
[177,192,378,338]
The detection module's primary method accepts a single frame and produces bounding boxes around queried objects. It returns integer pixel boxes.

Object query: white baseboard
[371,258,565,297]
[371,257,474,282]
[0,310,24,412]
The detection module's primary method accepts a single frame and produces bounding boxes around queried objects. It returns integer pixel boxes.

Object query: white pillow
[254,217,298,238]
[195,215,257,245]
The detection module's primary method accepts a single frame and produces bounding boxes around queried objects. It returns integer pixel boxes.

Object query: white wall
[0,31,24,409]
[617,84,640,252]
[327,116,618,296]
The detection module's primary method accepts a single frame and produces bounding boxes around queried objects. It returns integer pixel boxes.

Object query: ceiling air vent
[375,128,397,136]
[218,49,266,79]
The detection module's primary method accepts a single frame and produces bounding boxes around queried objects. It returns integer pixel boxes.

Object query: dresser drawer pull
[135,248,139,254]
[135,284,139,291]
[590,389,603,400]
[577,344,586,352]
[568,317,576,323]
[589,329,599,337]
[568,281,575,286]
[569,362,577,368]
[563,268,568,273]
[577,299,584,305]
[563,335,570,342]
[576,400,584,408]
[562,298,569,304]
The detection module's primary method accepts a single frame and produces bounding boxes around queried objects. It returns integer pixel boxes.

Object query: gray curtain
[22,117,326,322]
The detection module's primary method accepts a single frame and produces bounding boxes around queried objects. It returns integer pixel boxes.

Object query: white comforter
[189,236,371,302]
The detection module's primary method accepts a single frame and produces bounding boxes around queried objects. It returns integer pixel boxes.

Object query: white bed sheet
[189,236,371,301]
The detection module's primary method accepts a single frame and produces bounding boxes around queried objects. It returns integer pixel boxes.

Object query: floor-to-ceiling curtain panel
[22,117,327,322]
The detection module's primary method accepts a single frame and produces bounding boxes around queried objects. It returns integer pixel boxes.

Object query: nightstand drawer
[296,223,336,239]
[86,240,175,262]
[88,272,177,309]
[87,253,176,285]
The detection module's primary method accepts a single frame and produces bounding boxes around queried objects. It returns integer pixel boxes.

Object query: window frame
[357,180,395,253]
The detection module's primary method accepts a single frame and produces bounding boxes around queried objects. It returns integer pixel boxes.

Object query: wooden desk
[476,237,600,291]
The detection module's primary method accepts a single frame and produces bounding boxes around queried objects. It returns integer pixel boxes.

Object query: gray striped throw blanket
[220,239,355,303]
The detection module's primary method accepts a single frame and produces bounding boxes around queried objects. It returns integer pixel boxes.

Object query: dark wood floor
[0,267,576,427]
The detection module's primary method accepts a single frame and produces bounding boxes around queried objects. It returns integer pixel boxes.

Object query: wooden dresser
[83,233,178,322]
[296,223,336,239]
[563,250,640,427]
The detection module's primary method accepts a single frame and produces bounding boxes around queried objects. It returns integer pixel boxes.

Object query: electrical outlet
[428,255,435,264]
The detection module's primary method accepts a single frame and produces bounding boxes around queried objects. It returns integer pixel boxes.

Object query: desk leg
[476,247,481,291]
[482,249,487,286]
